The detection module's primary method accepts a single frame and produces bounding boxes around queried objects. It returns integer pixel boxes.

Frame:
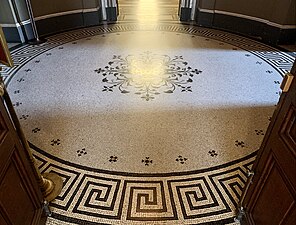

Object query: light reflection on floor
[118,0,180,84]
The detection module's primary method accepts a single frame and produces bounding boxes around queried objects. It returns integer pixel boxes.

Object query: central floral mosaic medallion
[95,52,202,100]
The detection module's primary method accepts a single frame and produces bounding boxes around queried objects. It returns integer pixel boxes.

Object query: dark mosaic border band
[51,212,237,225]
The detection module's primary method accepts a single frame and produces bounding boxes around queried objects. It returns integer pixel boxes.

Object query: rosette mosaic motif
[95,52,202,101]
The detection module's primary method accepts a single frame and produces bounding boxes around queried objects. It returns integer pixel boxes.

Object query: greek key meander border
[32,143,256,224]
[3,23,294,223]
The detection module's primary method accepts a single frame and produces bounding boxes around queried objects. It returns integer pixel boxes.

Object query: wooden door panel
[0,94,43,225]
[0,157,36,225]
[280,105,296,156]
[242,61,296,224]
[0,112,12,173]
[0,213,9,225]
[0,109,8,140]
[285,206,296,225]
[249,153,295,225]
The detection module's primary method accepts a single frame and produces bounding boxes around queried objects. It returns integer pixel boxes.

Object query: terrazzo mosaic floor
[1,1,295,224]
[8,28,285,174]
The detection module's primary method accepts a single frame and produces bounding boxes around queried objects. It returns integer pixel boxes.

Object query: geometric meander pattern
[33,142,255,224]
[4,23,294,224]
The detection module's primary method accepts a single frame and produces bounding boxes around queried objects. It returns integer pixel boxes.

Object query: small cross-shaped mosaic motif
[17,78,25,82]
[77,148,87,156]
[255,130,264,136]
[13,102,22,107]
[142,157,153,166]
[235,140,245,148]
[209,150,218,157]
[102,86,113,92]
[20,114,29,120]
[51,139,61,146]
[32,128,40,133]
[109,156,118,162]
[266,70,273,74]
[141,94,155,101]
[181,86,192,92]
[176,155,188,164]
[274,81,280,84]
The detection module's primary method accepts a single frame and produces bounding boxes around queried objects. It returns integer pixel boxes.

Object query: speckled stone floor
[2,0,295,224]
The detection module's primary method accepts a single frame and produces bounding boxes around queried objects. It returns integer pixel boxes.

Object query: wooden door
[242,61,296,224]
[0,91,44,225]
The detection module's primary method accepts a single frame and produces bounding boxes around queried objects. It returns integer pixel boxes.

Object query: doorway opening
[117,0,180,22]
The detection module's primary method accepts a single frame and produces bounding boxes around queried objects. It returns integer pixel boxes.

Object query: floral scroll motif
[95,52,202,101]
